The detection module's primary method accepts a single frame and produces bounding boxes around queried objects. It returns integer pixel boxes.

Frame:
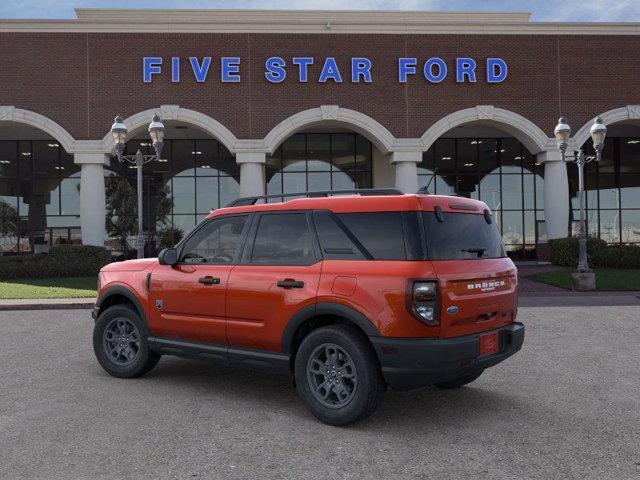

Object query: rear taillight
[408,280,439,326]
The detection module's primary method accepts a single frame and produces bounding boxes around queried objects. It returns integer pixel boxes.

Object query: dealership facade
[0,9,639,257]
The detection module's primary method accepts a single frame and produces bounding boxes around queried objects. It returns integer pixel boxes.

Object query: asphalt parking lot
[1,305,639,480]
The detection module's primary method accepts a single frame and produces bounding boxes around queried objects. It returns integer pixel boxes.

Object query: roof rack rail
[225,188,404,207]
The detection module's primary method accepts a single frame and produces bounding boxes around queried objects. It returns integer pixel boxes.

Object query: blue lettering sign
[319,57,342,83]
[265,57,287,83]
[424,57,447,83]
[171,57,180,83]
[398,58,416,83]
[351,58,372,83]
[189,57,212,83]
[456,58,477,83]
[221,57,241,82]
[143,55,507,85]
[292,57,314,82]
[143,57,162,83]
[486,58,508,83]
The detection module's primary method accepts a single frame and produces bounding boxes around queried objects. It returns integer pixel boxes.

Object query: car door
[226,211,322,352]
[149,214,250,345]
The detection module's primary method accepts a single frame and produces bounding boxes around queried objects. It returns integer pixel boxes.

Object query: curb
[0,301,94,311]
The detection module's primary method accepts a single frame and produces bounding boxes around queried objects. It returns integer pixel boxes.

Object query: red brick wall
[0,32,638,142]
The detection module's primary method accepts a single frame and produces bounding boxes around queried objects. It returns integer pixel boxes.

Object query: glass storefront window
[266,133,373,197]
[106,138,240,253]
[0,140,80,253]
[570,136,640,244]
[621,210,640,243]
[420,137,543,257]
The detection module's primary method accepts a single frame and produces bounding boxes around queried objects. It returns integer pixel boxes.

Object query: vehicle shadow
[142,355,522,431]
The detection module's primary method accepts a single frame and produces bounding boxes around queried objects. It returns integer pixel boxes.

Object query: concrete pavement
[1,306,639,479]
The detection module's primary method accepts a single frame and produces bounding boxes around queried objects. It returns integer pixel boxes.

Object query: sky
[0,0,639,22]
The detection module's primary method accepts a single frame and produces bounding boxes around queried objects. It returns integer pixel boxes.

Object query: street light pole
[575,149,589,272]
[553,116,607,288]
[111,114,165,259]
[135,149,145,259]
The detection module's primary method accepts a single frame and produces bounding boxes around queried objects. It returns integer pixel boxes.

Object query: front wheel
[433,369,484,389]
[294,325,386,426]
[93,304,160,378]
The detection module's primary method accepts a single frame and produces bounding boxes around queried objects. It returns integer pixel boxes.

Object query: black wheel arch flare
[95,285,148,327]
[281,302,381,354]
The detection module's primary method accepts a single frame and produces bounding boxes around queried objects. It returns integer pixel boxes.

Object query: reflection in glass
[479,175,501,210]
[501,175,523,210]
[502,210,523,248]
[599,210,620,243]
[621,210,640,243]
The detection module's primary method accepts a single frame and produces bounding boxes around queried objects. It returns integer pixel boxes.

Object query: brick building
[0,9,639,257]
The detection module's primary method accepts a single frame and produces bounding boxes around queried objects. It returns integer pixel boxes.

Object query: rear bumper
[370,322,524,391]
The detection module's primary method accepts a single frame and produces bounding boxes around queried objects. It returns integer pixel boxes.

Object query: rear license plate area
[479,332,499,356]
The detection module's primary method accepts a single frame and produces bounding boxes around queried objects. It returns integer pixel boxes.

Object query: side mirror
[158,248,178,266]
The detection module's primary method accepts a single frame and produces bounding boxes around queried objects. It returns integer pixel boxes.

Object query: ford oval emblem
[447,306,459,315]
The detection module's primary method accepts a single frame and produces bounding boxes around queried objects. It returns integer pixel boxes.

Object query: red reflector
[479,332,499,356]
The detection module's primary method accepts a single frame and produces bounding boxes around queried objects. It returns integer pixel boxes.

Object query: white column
[390,150,421,193]
[538,151,569,240]
[237,152,266,197]
[75,153,109,247]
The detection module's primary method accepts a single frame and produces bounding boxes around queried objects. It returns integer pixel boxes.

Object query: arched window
[106,137,239,254]
[266,133,373,198]
[419,136,544,259]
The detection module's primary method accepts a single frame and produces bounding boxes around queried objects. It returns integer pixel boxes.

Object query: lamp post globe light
[110,113,166,259]
[553,116,607,291]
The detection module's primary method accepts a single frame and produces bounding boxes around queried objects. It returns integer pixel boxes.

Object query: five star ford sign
[142,56,508,84]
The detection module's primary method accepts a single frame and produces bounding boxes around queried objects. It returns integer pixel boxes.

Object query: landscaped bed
[526,268,640,291]
[0,276,97,299]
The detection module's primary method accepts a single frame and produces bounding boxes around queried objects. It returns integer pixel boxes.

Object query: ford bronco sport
[92,189,524,426]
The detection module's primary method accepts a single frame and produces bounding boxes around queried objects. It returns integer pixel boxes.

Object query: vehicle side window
[337,212,407,260]
[313,211,366,260]
[180,215,248,264]
[251,213,316,265]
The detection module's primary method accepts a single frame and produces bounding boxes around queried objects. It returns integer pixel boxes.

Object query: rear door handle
[277,280,304,289]
[198,276,220,285]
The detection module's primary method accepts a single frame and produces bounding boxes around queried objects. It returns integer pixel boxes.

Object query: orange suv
[92,189,524,425]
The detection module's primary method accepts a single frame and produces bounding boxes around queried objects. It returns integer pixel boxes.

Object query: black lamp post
[111,114,165,259]
[553,116,607,289]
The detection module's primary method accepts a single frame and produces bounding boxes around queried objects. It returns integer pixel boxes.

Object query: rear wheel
[433,369,484,389]
[294,325,386,426]
[93,304,160,378]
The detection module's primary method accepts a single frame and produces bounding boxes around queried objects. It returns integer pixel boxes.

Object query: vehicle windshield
[423,211,505,260]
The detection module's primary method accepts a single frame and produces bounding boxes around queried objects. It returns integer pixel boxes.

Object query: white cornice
[0,9,638,35]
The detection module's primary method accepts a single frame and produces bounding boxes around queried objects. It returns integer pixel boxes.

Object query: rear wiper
[461,247,486,258]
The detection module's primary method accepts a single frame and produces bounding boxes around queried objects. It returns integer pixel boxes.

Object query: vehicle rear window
[337,212,406,260]
[423,212,505,260]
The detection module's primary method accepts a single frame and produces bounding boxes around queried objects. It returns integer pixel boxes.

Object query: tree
[0,200,19,251]
[105,176,172,253]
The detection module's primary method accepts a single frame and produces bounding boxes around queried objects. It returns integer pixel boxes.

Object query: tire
[294,325,386,426]
[93,304,160,378]
[433,369,484,389]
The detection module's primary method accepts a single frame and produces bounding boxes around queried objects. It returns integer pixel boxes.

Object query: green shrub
[597,245,640,269]
[549,237,607,267]
[0,245,112,280]
[549,237,640,269]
